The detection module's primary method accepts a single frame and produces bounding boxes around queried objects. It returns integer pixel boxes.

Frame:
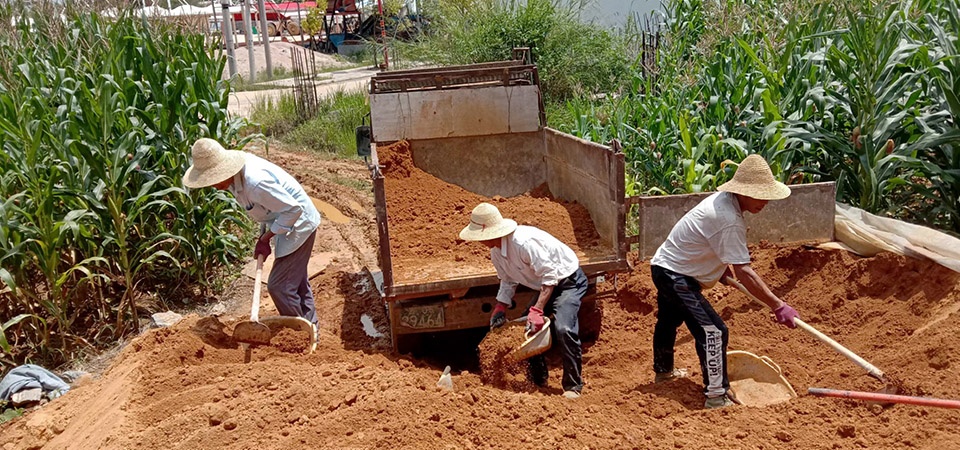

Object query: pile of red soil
[270,328,310,354]
[379,140,605,284]
[4,244,959,449]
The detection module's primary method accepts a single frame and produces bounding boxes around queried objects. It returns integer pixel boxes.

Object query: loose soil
[379,140,607,284]
[478,323,534,392]
[2,145,960,449]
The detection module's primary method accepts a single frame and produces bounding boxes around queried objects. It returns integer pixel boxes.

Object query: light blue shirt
[229,153,321,258]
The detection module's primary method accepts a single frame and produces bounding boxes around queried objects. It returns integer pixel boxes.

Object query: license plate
[399,304,444,329]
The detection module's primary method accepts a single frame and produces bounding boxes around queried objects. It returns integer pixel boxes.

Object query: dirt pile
[2,147,960,449]
[478,323,534,392]
[378,140,605,284]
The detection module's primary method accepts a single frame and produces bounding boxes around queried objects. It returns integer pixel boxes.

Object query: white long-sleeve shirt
[229,153,321,258]
[491,225,580,305]
[650,191,750,287]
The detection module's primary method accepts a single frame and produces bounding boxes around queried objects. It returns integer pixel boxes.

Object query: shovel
[724,276,889,384]
[233,254,273,346]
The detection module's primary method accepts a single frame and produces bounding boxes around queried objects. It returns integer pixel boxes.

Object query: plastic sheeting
[832,203,960,273]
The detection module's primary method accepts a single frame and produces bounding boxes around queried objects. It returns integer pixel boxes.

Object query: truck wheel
[578,296,603,343]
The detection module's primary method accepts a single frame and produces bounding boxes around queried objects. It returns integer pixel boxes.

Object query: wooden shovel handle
[251,255,264,322]
[723,276,886,381]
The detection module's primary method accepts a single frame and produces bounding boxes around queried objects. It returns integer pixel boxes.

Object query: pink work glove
[773,303,799,329]
[526,306,545,334]
[254,234,272,259]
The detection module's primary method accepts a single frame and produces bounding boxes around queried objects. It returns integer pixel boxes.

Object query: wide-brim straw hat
[717,154,791,200]
[183,138,247,188]
[459,202,518,241]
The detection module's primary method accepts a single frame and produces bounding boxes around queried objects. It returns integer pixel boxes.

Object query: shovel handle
[808,388,960,409]
[251,254,264,322]
[724,276,886,381]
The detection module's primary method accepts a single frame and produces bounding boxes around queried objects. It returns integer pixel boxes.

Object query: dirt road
[2,146,959,449]
[228,66,377,117]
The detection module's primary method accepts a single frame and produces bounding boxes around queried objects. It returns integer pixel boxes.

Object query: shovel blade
[233,321,273,345]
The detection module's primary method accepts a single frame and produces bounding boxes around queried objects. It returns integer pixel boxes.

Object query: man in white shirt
[649,154,800,409]
[460,203,586,399]
[184,139,322,327]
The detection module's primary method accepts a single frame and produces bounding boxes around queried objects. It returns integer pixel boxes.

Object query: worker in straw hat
[183,138,321,328]
[460,203,587,399]
[649,154,801,409]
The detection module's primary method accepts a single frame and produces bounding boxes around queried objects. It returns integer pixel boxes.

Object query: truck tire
[578,294,603,343]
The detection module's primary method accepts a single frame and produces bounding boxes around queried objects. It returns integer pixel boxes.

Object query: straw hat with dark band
[183,138,247,189]
[459,203,518,241]
[717,154,791,201]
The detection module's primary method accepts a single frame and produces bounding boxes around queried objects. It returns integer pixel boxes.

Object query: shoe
[562,390,581,399]
[654,368,688,383]
[704,394,736,409]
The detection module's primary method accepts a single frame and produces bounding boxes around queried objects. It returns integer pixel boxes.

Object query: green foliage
[0,6,253,367]
[405,0,630,101]
[249,89,370,157]
[558,0,960,233]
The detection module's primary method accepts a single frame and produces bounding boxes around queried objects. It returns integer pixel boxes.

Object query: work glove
[773,303,799,329]
[490,302,508,329]
[254,234,272,259]
[525,306,545,334]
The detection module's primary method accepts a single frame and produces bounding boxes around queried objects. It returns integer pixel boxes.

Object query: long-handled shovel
[723,277,889,384]
[233,254,273,346]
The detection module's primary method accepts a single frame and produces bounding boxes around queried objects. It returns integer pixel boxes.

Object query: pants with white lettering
[527,267,587,393]
[651,265,729,398]
[267,230,318,327]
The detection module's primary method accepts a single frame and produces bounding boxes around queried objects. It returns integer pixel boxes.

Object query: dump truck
[362,57,630,353]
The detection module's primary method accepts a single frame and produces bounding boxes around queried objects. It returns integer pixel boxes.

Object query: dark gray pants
[528,267,587,393]
[267,230,318,326]
[651,265,729,398]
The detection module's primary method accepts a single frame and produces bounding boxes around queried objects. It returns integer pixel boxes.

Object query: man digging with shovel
[183,139,321,335]
[649,154,801,409]
[460,203,587,399]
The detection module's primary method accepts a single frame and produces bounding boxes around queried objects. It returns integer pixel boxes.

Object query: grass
[249,88,370,158]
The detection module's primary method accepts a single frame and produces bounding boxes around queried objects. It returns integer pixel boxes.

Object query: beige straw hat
[717,154,791,200]
[459,203,518,241]
[183,138,247,189]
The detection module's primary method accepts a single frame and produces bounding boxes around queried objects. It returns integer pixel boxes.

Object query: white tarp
[833,202,960,273]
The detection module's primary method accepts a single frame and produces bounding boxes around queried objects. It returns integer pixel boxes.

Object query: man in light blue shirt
[184,138,321,326]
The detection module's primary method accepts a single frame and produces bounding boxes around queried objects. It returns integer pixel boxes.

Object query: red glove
[490,302,508,329]
[773,303,799,329]
[255,235,272,259]
[526,306,545,334]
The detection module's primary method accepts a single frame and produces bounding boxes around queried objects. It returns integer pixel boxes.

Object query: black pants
[528,267,587,393]
[651,265,729,398]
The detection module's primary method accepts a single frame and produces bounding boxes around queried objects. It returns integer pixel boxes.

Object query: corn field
[562,0,960,233]
[0,5,254,369]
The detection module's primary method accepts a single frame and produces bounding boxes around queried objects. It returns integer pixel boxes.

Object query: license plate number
[399,304,444,329]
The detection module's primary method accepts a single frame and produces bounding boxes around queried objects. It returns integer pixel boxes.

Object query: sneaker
[704,394,736,409]
[654,368,688,383]
[562,390,581,399]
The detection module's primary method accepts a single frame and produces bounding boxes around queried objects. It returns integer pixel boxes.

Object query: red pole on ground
[377,0,388,69]
[808,387,960,409]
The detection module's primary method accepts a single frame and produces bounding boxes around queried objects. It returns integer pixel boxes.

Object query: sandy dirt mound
[379,140,606,284]
[3,147,960,449]
[224,41,351,80]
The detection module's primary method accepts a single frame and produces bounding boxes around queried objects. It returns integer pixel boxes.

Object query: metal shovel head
[233,320,273,346]
[727,350,798,407]
[506,317,552,362]
[260,315,318,353]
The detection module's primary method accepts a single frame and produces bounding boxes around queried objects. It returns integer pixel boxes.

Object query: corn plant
[0,5,254,366]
